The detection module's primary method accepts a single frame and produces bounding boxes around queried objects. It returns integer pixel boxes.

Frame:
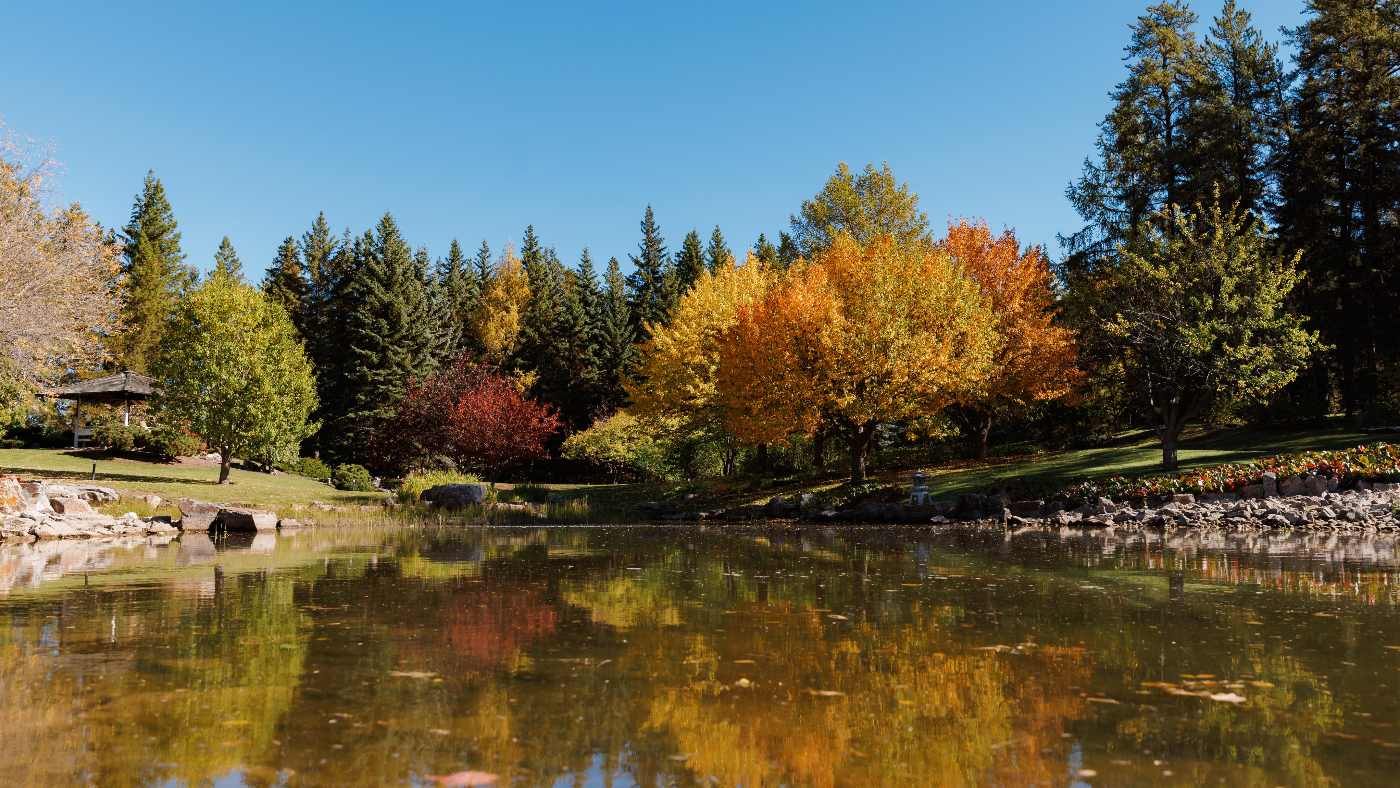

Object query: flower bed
[1059,443,1400,504]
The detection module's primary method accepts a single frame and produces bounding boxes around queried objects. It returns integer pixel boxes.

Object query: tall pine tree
[436,239,479,357]
[116,171,193,372]
[706,225,732,273]
[626,206,672,339]
[752,233,778,267]
[211,236,243,281]
[673,229,706,299]
[598,256,636,410]
[261,236,307,325]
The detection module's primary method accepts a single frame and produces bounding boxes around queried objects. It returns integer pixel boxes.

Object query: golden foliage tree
[0,145,118,394]
[472,246,530,364]
[940,220,1080,457]
[719,234,998,482]
[629,253,771,471]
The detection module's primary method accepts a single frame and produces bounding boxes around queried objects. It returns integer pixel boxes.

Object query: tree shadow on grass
[0,465,221,487]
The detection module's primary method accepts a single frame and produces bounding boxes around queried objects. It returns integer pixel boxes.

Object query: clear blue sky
[3,0,1304,276]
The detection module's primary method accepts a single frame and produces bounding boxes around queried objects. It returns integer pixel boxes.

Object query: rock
[1262,472,1279,497]
[1,515,34,539]
[177,499,221,532]
[1096,497,1119,514]
[1010,499,1044,517]
[50,497,94,516]
[215,507,278,532]
[0,477,28,513]
[1240,483,1265,500]
[139,494,163,509]
[1374,482,1400,494]
[33,520,85,539]
[146,521,178,534]
[1170,493,1196,505]
[277,518,303,529]
[421,483,488,508]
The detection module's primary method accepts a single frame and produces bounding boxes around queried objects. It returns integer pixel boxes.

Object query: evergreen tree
[116,171,193,372]
[211,236,244,281]
[473,239,493,297]
[1187,0,1286,219]
[331,213,438,465]
[1277,0,1400,417]
[261,236,307,324]
[1065,1,1208,270]
[626,206,672,339]
[436,239,480,356]
[417,246,452,365]
[776,231,801,268]
[673,229,706,299]
[573,248,608,422]
[596,256,637,410]
[752,233,778,267]
[706,225,732,273]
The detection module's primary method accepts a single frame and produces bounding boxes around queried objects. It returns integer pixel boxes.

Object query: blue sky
[3,0,1304,276]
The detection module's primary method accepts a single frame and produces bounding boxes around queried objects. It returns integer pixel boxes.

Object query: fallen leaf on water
[428,771,498,786]
[1086,697,1120,705]
[1208,692,1246,704]
[735,678,753,688]
[807,689,845,697]
[1383,646,1400,652]
[1076,768,1097,778]
[390,671,438,680]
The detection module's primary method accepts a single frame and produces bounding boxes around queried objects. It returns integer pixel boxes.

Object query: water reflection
[2,526,1400,785]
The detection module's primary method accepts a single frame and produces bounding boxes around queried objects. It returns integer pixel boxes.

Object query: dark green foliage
[332,463,375,491]
[139,425,202,461]
[776,231,801,268]
[672,229,706,298]
[116,171,194,372]
[752,233,777,267]
[261,236,307,322]
[93,422,135,453]
[278,456,332,482]
[597,256,636,410]
[518,227,598,429]
[473,240,493,297]
[329,214,439,464]
[626,206,672,339]
[705,225,732,272]
[211,236,243,281]
[437,239,480,356]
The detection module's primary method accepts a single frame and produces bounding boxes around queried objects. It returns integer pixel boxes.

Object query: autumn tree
[789,162,930,257]
[718,235,996,482]
[940,220,1080,457]
[0,145,119,393]
[153,273,317,483]
[630,253,771,475]
[473,245,530,365]
[375,356,560,480]
[1090,197,1318,469]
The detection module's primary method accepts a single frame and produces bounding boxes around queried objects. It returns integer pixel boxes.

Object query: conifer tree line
[1064,0,1400,425]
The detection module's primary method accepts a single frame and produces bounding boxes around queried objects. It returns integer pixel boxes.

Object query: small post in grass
[90,463,97,481]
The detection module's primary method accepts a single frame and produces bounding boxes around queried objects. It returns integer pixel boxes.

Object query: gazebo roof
[47,371,157,402]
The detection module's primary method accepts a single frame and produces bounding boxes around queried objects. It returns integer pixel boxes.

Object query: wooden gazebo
[47,371,157,448]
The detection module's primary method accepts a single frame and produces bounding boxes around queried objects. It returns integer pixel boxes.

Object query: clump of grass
[97,496,182,520]
[395,470,483,503]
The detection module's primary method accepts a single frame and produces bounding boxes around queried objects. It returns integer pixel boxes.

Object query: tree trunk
[812,428,826,470]
[756,443,769,473]
[975,415,993,460]
[218,450,232,484]
[1161,428,1180,471]
[847,422,876,483]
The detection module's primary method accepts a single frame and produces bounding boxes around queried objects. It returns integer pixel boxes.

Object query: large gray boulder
[50,497,94,516]
[421,483,488,508]
[215,507,279,532]
[177,499,221,532]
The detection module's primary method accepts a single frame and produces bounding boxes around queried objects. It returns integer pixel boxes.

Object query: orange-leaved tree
[940,220,1081,457]
[719,234,998,482]
[628,252,772,473]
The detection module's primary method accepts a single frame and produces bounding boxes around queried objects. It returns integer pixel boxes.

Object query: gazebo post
[123,396,130,427]
[72,399,82,449]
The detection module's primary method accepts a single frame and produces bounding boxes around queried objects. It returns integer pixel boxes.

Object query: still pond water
[3,524,1400,786]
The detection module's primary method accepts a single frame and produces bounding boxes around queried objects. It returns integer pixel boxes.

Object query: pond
[3,524,1400,786]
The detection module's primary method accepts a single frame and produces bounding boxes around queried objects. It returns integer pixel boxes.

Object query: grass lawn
[0,449,377,508]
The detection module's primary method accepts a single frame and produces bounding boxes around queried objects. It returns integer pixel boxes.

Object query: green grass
[0,448,378,508]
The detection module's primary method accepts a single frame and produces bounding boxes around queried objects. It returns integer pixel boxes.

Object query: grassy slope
[0,449,376,507]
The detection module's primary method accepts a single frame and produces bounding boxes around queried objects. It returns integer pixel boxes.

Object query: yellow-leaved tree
[629,252,771,474]
[718,234,998,482]
[940,220,1081,457]
[472,246,530,365]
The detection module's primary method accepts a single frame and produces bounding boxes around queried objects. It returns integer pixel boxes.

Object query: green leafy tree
[116,171,194,372]
[211,236,243,281]
[705,225,732,274]
[153,275,317,483]
[789,161,930,257]
[261,236,306,326]
[1090,195,1319,469]
[626,206,672,338]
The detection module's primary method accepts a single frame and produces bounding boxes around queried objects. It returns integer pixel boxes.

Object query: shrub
[396,469,482,503]
[140,425,202,461]
[93,423,135,453]
[279,456,332,482]
[332,463,375,492]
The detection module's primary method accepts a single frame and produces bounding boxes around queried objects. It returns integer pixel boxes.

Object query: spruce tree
[626,206,672,339]
[332,214,438,464]
[776,231,801,268]
[261,236,307,325]
[752,233,778,267]
[572,249,607,422]
[211,236,244,281]
[598,256,637,410]
[417,246,452,366]
[436,239,479,357]
[706,225,732,272]
[116,171,193,372]
[473,240,493,297]
[673,229,706,299]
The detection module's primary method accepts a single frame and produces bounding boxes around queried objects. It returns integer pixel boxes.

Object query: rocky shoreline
[1,476,296,542]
